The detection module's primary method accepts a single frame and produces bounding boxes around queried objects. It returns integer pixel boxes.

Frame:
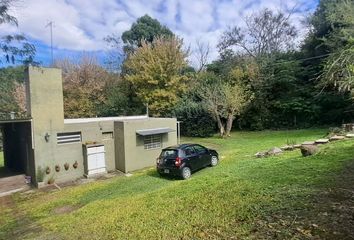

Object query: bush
[172,99,216,137]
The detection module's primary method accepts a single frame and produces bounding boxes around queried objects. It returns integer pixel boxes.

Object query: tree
[306,0,354,53]
[0,66,26,119]
[172,97,215,137]
[302,0,354,78]
[194,39,210,72]
[0,0,36,65]
[218,8,297,59]
[54,56,112,118]
[320,41,354,94]
[197,72,249,137]
[124,37,189,116]
[99,77,145,117]
[121,14,173,54]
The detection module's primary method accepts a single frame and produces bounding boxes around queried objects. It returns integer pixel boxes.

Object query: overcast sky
[1,0,319,67]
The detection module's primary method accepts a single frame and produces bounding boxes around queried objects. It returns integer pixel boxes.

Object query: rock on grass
[300,145,319,157]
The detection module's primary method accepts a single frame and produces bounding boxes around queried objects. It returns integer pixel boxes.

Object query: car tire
[210,156,218,167]
[181,167,192,180]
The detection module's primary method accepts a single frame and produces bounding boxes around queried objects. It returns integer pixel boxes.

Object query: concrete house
[0,66,177,186]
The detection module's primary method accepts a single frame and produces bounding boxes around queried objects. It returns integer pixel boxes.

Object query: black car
[156,144,219,179]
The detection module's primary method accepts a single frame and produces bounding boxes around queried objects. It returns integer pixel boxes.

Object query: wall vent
[57,132,81,144]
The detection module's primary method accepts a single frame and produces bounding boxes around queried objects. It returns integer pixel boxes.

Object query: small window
[57,132,81,144]
[144,134,162,150]
[102,131,113,140]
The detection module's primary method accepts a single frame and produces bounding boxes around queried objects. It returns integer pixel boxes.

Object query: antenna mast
[45,21,54,65]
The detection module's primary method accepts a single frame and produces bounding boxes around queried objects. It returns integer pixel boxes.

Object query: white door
[87,145,106,176]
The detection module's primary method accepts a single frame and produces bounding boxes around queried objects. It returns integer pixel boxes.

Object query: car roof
[163,143,201,150]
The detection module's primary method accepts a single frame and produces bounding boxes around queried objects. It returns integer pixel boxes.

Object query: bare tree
[218,8,297,58]
[194,39,210,72]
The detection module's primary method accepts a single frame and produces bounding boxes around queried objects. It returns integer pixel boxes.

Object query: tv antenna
[45,21,54,65]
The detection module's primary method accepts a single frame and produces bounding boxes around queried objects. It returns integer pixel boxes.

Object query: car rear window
[160,149,178,158]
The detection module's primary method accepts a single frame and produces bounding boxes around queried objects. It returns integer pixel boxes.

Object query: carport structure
[0,119,34,195]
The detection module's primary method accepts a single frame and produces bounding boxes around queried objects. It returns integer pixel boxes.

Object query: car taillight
[175,157,182,167]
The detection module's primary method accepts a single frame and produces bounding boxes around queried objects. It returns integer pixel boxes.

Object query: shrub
[172,99,216,137]
[36,166,45,182]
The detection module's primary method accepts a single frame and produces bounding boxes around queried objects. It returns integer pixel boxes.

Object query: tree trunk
[225,114,234,137]
[215,115,225,137]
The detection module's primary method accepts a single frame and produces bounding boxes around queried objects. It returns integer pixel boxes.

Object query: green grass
[0,151,3,168]
[1,129,354,239]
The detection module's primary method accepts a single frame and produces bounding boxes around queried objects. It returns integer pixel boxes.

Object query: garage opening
[0,120,34,180]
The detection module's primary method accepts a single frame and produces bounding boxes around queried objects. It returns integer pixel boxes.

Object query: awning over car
[136,127,175,136]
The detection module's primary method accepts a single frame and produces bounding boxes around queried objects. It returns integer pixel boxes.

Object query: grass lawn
[0,151,3,168]
[1,129,354,239]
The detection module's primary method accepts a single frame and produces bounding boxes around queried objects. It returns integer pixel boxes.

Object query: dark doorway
[0,120,34,178]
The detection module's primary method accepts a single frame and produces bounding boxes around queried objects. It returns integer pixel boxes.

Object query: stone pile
[255,131,354,158]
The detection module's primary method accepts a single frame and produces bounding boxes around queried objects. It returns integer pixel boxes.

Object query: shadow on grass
[146,169,181,181]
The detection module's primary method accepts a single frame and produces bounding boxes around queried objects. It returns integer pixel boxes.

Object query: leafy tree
[0,0,36,65]
[0,66,26,119]
[306,0,354,53]
[124,37,189,116]
[302,0,354,78]
[197,72,249,137]
[54,56,112,118]
[320,41,354,94]
[99,78,145,116]
[121,14,173,54]
[172,97,215,137]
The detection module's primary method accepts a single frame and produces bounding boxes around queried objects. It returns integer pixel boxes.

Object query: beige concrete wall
[64,121,116,173]
[25,66,177,184]
[26,67,116,184]
[115,118,177,173]
[26,67,67,185]
[114,121,125,172]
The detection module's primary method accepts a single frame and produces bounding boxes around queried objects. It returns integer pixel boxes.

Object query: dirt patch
[0,195,14,207]
[53,205,81,215]
[252,160,354,239]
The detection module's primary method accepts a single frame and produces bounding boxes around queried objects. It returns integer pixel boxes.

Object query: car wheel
[181,167,192,179]
[210,156,218,167]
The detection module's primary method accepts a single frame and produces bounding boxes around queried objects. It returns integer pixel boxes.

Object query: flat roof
[0,118,32,124]
[64,115,148,124]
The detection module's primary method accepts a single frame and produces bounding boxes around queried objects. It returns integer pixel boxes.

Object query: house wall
[25,67,67,185]
[115,118,177,173]
[114,121,125,172]
[25,67,115,184]
[63,121,116,173]
[25,66,177,185]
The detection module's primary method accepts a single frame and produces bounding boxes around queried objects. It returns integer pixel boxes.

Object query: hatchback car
[156,144,219,179]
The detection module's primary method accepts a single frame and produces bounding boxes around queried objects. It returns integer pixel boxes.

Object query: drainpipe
[177,121,181,144]
[145,103,149,118]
